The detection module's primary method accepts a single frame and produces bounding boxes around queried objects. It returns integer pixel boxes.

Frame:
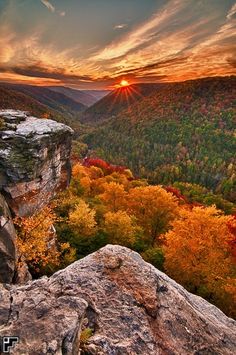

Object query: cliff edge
[0,109,73,217]
[0,245,235,354]
[0,110,73,283]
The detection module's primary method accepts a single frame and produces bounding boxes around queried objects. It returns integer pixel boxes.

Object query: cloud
[88,0,236,85]
[40,0,55,13]
[0,65,93,82]
[114,24,128,30]
[226,3,236,20]
[93,0,186,61]
[40,0,66,17]
[0,0,235,88]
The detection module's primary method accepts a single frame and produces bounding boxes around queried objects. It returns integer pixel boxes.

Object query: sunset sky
[0,0,235,89]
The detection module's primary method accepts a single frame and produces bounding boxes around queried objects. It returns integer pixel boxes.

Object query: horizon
[0,0,236,89]
[1,75,235,92]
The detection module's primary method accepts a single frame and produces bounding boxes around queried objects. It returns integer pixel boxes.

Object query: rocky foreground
[0,245,235,355]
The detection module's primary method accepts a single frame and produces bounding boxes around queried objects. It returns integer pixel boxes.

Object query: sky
[0,0,235,89]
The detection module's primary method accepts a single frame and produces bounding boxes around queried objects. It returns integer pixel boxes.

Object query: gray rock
[0,245,235,354]
[0,110,73,217]
[0,193,16,283]
[0,110,73,285]
[0,192,34,284]
[14,256,32,285]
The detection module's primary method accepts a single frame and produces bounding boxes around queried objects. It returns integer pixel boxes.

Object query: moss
[0,118,6,131]
[80,327,93,347]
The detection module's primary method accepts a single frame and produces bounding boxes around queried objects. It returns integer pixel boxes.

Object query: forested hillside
[0,86,56,118]
[81,83,162,123]
[0,83,86,116]
[82,76,236,201]
[48,86,97,106]
[83,89,110,101]
[0,84,86,128]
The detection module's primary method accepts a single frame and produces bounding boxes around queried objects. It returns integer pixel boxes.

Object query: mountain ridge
[0,83,86,116]
[81,76,236,124]
[48,86,108,106]
[82,76,236,200]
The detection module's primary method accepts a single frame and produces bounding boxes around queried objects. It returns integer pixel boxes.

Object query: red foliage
[165,186,187,202]
[83,157,128,175]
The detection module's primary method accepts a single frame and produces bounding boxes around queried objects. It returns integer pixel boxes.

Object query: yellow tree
[104,211,142,246]
[99,182,127,212]
[80,176,92,195]
[68,199,97,236]
[72,163,89,179]
[15,206,75,275]
[164,206,236,316]
[127,186,179,245]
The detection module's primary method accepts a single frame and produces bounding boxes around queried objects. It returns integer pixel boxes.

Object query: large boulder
[0,110,73,217]
[0,245,235,354]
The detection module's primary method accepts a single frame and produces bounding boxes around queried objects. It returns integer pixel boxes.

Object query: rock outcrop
[0,110,73,217]
[0,109,73,284]
[0,193,16,283]
[0,245,235,354]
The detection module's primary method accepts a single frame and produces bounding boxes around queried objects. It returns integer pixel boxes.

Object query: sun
[120,79,130,87]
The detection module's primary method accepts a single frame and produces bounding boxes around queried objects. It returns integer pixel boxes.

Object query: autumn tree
[164,206,236,317]
[68,199,97,236]
[15,206,75,276]
[99,182,127,212]
[104,211,141,246]
[127,186,179,245]
[72,163,89,179]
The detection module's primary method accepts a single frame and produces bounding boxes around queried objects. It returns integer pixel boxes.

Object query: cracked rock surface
[0,245,235,354]
[0,110,73,217]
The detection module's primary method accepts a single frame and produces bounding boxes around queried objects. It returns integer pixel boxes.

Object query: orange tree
[127,185,179,246]
[14,206,75,277]
[103,210,142,247]
[163,206,236,317]
[99,182,127,212]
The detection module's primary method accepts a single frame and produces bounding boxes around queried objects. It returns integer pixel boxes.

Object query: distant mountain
[80,84,162,123]
[0,85,57,118]
[49,87,109,107]
[0,84,86,129]
[48,86,94,106]
[82,90,110,101]
[82,76,236,201]
[0,83,86,116]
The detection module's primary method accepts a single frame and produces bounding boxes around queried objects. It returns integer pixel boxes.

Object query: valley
[1,1,236,352]
[80,76,236,203]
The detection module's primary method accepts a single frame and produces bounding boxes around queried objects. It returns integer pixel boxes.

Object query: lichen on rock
[0,110,74,217]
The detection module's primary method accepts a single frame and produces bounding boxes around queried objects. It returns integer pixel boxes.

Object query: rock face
[0,109,73,284]
[0,193,16,283]
[0,110,73,217]
[0,245,235,354]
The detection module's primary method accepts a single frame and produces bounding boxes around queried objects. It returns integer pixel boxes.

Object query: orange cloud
[0,0,235,88]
